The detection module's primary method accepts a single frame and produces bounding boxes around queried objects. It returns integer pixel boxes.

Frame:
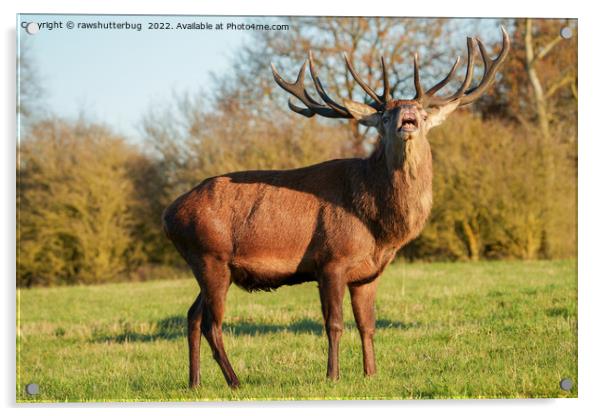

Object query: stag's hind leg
[187,292,204,388]
[200,257,240,388]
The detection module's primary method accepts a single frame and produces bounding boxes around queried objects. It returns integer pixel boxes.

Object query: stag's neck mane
[350,136,433,246]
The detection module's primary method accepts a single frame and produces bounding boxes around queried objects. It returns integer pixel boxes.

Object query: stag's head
[271,27,510,150]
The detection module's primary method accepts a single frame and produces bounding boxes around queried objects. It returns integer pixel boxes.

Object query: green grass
[16,259,577,402]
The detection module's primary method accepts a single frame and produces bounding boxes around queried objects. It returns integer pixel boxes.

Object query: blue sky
[18,14,253,139]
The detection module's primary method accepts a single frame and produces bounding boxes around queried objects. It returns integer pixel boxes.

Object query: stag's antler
[271,51,393,118]
[271,27,510,117]
[415,26,510,108]
[271,53,353,119]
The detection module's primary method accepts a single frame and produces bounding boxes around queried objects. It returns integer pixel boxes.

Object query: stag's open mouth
[400,113,419,132]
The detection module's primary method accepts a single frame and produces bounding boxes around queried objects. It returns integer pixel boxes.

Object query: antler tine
[413,53,424,101]
[271,61,314,117]
[428,37,477,106]
[475,38,492,74]
[271,60,307,97]
[425,56,461,98]
[381,56,392,102]
[451,38,477,99]
[343,53,384,108]
[458,26,510,106]
[307,51,352,116]
[287,98,315,118]
[271,58,352,119]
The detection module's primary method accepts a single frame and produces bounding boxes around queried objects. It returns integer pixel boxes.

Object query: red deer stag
[163,28,509,388]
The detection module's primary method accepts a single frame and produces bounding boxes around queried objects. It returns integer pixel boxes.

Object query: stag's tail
[161,203,176,242]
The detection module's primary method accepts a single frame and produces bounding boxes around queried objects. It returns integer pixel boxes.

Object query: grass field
[16,259,577,402]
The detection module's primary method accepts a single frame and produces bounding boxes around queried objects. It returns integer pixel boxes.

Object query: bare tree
[17,41,45,123]
[524,18,577,141]
[523,18,577,257]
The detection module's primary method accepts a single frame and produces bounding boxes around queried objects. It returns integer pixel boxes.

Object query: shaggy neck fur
[350,134,433,247]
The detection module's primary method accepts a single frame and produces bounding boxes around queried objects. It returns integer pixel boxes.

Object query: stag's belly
[229,241,398,292]
[229,256,317,292]
[229,251,395,291]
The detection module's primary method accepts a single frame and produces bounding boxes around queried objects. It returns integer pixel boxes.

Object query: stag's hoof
[364,367,377,377]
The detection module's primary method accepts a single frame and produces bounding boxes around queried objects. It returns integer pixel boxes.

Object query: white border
[3,1,600,415]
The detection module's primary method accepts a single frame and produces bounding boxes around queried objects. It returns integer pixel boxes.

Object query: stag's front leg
[349,279,378,376]
[318,271,346,380]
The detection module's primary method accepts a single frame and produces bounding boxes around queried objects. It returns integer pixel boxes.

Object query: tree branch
[531,35,563,65]
[545,74,575,99]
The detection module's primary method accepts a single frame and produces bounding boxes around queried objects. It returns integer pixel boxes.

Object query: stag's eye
[382,115,391,124]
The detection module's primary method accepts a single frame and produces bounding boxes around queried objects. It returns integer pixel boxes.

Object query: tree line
[17,18,577,286]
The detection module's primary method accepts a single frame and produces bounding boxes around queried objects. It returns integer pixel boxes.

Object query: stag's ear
[425,101,460,130]
[342,99,380,127]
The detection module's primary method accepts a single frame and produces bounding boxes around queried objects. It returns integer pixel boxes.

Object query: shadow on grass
[92,316,419,344]
[545,307,572,318]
